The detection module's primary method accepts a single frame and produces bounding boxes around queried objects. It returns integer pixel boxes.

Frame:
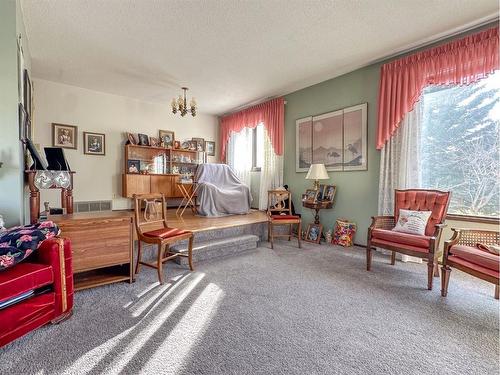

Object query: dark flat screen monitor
[44,147,71,171]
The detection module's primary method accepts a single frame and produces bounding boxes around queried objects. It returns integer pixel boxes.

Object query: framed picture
[23,69,32,122]
[304,189,319,203]
[149,137,160,147]
[323,185,337,202]
[159,130,174,148]
[296,116,313,172]
[181,140,191,150]
[174,140,181,149]
[305,223,323,244]
[343,103,367,171]
[192,137,205,151]
[127,159,140,174]
[138,133,149,146]
[52,123,78,149]
[317,184,326,201]
[205,141,215,156]
[84,132,105,155]
[127,132,138,145]
[312,110,343,171]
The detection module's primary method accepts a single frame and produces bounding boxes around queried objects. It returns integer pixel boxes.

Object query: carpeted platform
[1,242,498,374]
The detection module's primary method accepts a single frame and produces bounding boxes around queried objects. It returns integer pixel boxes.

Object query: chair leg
[187,236,194,271]
[288,224,292,241]
[270,223,274,249]
[427,258,434,290]
[495,284,499,300]
[441,266,451,297]
[135,240,142,276]
[433,262,440,277]
[297,222,302,249]
[390,251,396,265]
[366,243,372,271]
[157,244,165,284]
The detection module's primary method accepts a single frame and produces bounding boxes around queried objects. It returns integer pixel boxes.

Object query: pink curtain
[377,26,499,150]
[220,97,284,161]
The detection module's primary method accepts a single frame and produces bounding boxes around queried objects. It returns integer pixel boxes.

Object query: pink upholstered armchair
[366,189,451,290]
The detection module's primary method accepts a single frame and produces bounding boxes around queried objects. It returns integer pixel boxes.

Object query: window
[420,71,500,218]
[252,124,265,171]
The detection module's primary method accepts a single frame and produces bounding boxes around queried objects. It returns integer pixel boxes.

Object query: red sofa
[0,238,74,347]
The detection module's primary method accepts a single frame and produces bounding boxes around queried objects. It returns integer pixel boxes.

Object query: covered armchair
[441,229,499,299]
[366,189,451,290]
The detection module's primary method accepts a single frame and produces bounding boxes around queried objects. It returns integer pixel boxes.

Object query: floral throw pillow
[392,209,432,236]
[0,221,60,271]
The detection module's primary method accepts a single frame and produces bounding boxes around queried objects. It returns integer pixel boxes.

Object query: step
[171,234,260,265]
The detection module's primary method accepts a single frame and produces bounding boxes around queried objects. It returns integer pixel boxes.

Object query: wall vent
[75,200,112,213]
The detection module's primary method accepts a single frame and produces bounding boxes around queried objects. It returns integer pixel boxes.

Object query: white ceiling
[21,0,498,115]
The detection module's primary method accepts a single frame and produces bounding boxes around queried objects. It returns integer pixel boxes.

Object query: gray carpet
[1,242,498,375]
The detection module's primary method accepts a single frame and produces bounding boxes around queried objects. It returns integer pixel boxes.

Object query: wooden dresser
[50,211,134,291]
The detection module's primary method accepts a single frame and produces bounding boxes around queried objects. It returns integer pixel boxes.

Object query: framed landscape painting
[312,110,343,171]
[295,116,313,172]
[343,103,367,171]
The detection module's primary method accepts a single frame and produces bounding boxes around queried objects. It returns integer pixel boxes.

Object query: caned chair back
[267,190,292,216]
[133,193,168,235]
[394,189,451,236]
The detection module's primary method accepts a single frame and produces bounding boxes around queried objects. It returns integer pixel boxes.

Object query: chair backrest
[133,193,168,235]
[394,189,451,236]
[267,190,292,215]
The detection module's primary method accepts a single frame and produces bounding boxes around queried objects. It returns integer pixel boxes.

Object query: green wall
[0,0,24,227]
[284,63,382,245]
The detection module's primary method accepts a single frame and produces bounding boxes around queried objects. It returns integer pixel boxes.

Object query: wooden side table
[302,201,334,224]
[176,182,199,216]
[26,170,75,224]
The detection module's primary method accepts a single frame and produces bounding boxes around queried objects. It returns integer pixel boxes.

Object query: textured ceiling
[21,0,498,115]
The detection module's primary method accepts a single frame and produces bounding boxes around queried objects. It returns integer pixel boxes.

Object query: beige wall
[33,79,219,210]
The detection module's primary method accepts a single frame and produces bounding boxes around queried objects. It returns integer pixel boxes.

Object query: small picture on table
[174,140,181,149]
[127,159,140,174]
[192,137,205,151]
[305,223,323,244]
[149,137,160,147]
[138,133,149,146]
[324,185,336,202]
[317,185,326,201]
[304,189,318,203]
[159,130,174,148]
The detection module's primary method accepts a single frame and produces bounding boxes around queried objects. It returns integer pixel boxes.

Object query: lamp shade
[305,163,329,180]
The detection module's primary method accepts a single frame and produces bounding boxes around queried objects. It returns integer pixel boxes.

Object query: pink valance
[220,97,284,161]
[377,26,499,150]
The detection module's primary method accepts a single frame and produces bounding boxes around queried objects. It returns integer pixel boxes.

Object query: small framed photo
[84,132,105,155]
[174,140,181,149]
[127,159,140,174]
[317,185,326,201]
[324,185,337,203]
[52,123,78,149]
[159,130,174,149]
[127,132,138,145]
[149,137,160,147]
[205,141,215,156]
[305,223,323,244]
[181,140,191,150]
[304,189,319,203]
[138,133,149,146]
[192,137,205,151]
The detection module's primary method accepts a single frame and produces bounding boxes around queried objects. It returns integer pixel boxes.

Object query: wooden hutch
[122,144,201,198]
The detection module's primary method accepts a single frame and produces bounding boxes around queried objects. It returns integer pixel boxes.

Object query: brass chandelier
[171,87,197,117]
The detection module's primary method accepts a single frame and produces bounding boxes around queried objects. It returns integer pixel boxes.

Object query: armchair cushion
[394,190,450,236]
[0,263,53,303]
[447,255,499,279]
[449,245,499,272]
[371,228,431,248]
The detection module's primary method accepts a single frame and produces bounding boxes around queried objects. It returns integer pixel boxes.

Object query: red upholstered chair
[441,229,499,299]
[366,189,451,290]
[267,190,301,249]
[134,193,194,284]
[0,238,74,347]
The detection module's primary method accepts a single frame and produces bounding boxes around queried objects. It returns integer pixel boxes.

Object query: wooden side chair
[133,193,194,284]
[441,228,499,299]
[366,189,451,290]
[267,190,301,249]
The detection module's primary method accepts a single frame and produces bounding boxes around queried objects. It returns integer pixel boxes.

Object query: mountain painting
[343,104,367,171]
[296,116,313,172]
[312,110,343,171]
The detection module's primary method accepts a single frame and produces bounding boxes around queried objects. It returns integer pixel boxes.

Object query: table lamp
[306,163,329,190]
